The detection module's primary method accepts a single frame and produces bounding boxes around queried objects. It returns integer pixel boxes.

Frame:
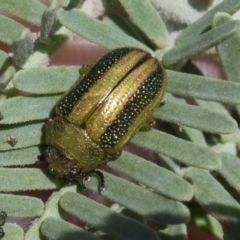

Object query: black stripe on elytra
[100,66,165,149]
[58,48,135,115]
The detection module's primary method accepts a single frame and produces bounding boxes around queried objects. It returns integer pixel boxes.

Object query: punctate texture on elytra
[44,47,167,189]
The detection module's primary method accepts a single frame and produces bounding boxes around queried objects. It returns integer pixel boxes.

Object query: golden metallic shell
[44,47,167,180]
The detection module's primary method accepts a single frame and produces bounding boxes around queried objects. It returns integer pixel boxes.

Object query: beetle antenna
[80,171,105,193]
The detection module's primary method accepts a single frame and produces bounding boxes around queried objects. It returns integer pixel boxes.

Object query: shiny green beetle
[44,47,167,191]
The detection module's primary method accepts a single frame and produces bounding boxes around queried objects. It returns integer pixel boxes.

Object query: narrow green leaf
[21,28,71,69]
[0,95,60,124]
[190,213,222,239]
[103,15,146,43]
[172,126,207,147]
[154,100,237,134]
[221,131,240,147]
[203,214,223,240]
[158,154,182,174]
[213,142,237,156]
[107,151,193,201]
[167,70,240,104]
[12,29,33,67]
[0,168,62,191]
[214,13,240,84]
[164,92,185,103]
[60,192,160,240]
[163,20,240,67]
[86,171,190,224]
[177,0,240,43]
[236,105,240,119]
[58,8,152,52]
[41,217,101,240]
[12,67,79,94]
[131,129,221,170]
[0,0,46,25]
[67,0,84,8]
[0,50,11,71]
[0,122,43,151]
[118,0,168,48]
[0,147,40,166]
[150,0,202,25]
[25,185,77,240]
[40,2,58,43]
[0,194,43,217]
[0,15,25,45]
[213,11,233,27]
[186,0,214,10]
[217,152,240,193]
[159,224,187,240]
[195,99,228,114]
[185,129,206,145]
[185,168,240,239]
[2,223,24,240]
[0,66,16,91]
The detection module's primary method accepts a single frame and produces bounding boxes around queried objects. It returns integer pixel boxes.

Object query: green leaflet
[1,223,24,240]
[118,0,168,48]
[0,194,44,217]
[0,15,25,45]
[41,217,100,240]
[0,168,62,191]
[185,168,240,239]
[60,192,160,240]
[13,67,79,94]
[154,100,237,134]
[0,122,43,151]
[86,171,190,224]
[163,20,240,67]
[131,129,221,170]
[177,0,240,43]
[167,70,240,104]
[217,152,240,193]
[0,0,46,25]
[0,95,60,124]
[108,151,193,201]
[58,8,152,52]
[0,147,40,166]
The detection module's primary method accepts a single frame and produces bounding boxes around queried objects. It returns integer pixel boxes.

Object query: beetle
[43,47,167,192]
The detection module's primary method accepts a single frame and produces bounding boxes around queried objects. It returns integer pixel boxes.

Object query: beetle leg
[81,171,105,193]
[94,170,105,193]
[139,101,165,131]
[139,118,155,131]
[0,228,5,238]
[0,211,7,239]
[0,211,7,226]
